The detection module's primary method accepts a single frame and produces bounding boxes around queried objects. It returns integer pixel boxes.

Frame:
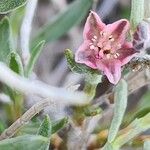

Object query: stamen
[103,50,110,55]
[93,35,97,39]
[113,53,120,58]
[92,38,96,42]
[108,35,114,42]
[106,54,111,59]
[90,45,95,50]
[100,31,106,36]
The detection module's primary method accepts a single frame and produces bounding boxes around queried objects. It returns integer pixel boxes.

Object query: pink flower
[75,11,136,84]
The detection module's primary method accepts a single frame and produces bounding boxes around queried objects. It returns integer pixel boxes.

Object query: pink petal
[117,42,137,66]
[104,19,130,45]
[83,11,105,40]
[75,40,97,69]
[96,59,121,84]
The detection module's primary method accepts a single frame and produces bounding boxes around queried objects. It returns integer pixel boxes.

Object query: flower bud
[133,20,150,51]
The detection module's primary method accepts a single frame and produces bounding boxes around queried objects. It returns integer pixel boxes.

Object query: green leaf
[84,106,102,117]
[32,0,92,47]
[64,49,98,75]
[37,115,52,138]
[52,117,68,134]
[108,79,128,143]
[8,51,24,75]
[113,112,150,149]
[0,135,49,150]
[144,140,150,150]
[10,6,25,49]
[0,17,12,62]
[130,0,144,31]
[0,0,27,14]
[25,41,45,77]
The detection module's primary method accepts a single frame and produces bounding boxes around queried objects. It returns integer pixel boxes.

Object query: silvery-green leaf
[25,41,45,76]
[0,135,49,150]
[144,140,150,150]
[37,115,52,138]
[8,51,24,75]
[108,79,128,143]
[0,0,27,14]
[0,17,12,62]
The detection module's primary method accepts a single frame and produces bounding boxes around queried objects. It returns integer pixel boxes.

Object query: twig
[20,0,38,66]
[0,62,87,105]
[0,98,53,140]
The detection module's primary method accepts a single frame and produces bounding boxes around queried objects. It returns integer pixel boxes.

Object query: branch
[0,62,87,105]
[0,98,52,140]
[20,0,38,66]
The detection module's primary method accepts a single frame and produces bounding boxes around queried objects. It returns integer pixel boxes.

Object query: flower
[75,11,136,84]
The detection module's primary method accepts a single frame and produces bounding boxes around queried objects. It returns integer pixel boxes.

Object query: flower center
[90,33,120,59]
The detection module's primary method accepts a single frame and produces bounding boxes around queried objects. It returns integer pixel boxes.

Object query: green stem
[84,74,102,101]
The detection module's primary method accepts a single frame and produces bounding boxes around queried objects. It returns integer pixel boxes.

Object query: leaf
[112,112,150,149]
[108,79,128,143]
[0,17,12,62]
[25,41,45,77]
[32,0,92,47]
[144,140,150,150]
[0,135,49,150]
[10,6,25,49]
[0,0,27,14]
[130,0,144,31]
[64,49,98,75]
[84,106,102,117]
[52,117,68,134]
[8,51,24,75]
[37,115,52,138]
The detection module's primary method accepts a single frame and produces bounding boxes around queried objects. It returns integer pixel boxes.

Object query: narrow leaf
[0,135,49,150]
[52,117,68,134]
[144,140,150,150]
[37,115,52,138]
[8,51,24,75]
[0,0,27,14]
[108,79,128,143]
[32,0,92,47]
[130,0,144,31]
[25,41,45,77]
[112,112,150,149]
[84,106,102,117]
[65,49,98,75]
[0,17,12,62]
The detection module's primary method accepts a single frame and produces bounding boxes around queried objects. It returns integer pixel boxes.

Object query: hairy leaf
[0,0,27,14]
[0,135,49,150]
[37,115,52,138]
[108,79,128,143]
[25,41,45,76]
[8,51,24,75]
[0,17,12,62]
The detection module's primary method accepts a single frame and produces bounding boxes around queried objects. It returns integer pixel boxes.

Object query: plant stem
[0,98,54,140]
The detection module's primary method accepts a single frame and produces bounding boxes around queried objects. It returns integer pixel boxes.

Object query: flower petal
[104,19,130,45]
[96,59,121,84]
[75,40,97,69]
[117,42,137,65]
[83,11,105,40]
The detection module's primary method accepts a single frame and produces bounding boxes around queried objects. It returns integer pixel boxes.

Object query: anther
[90,45,95,50]
[93,35,97,39]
